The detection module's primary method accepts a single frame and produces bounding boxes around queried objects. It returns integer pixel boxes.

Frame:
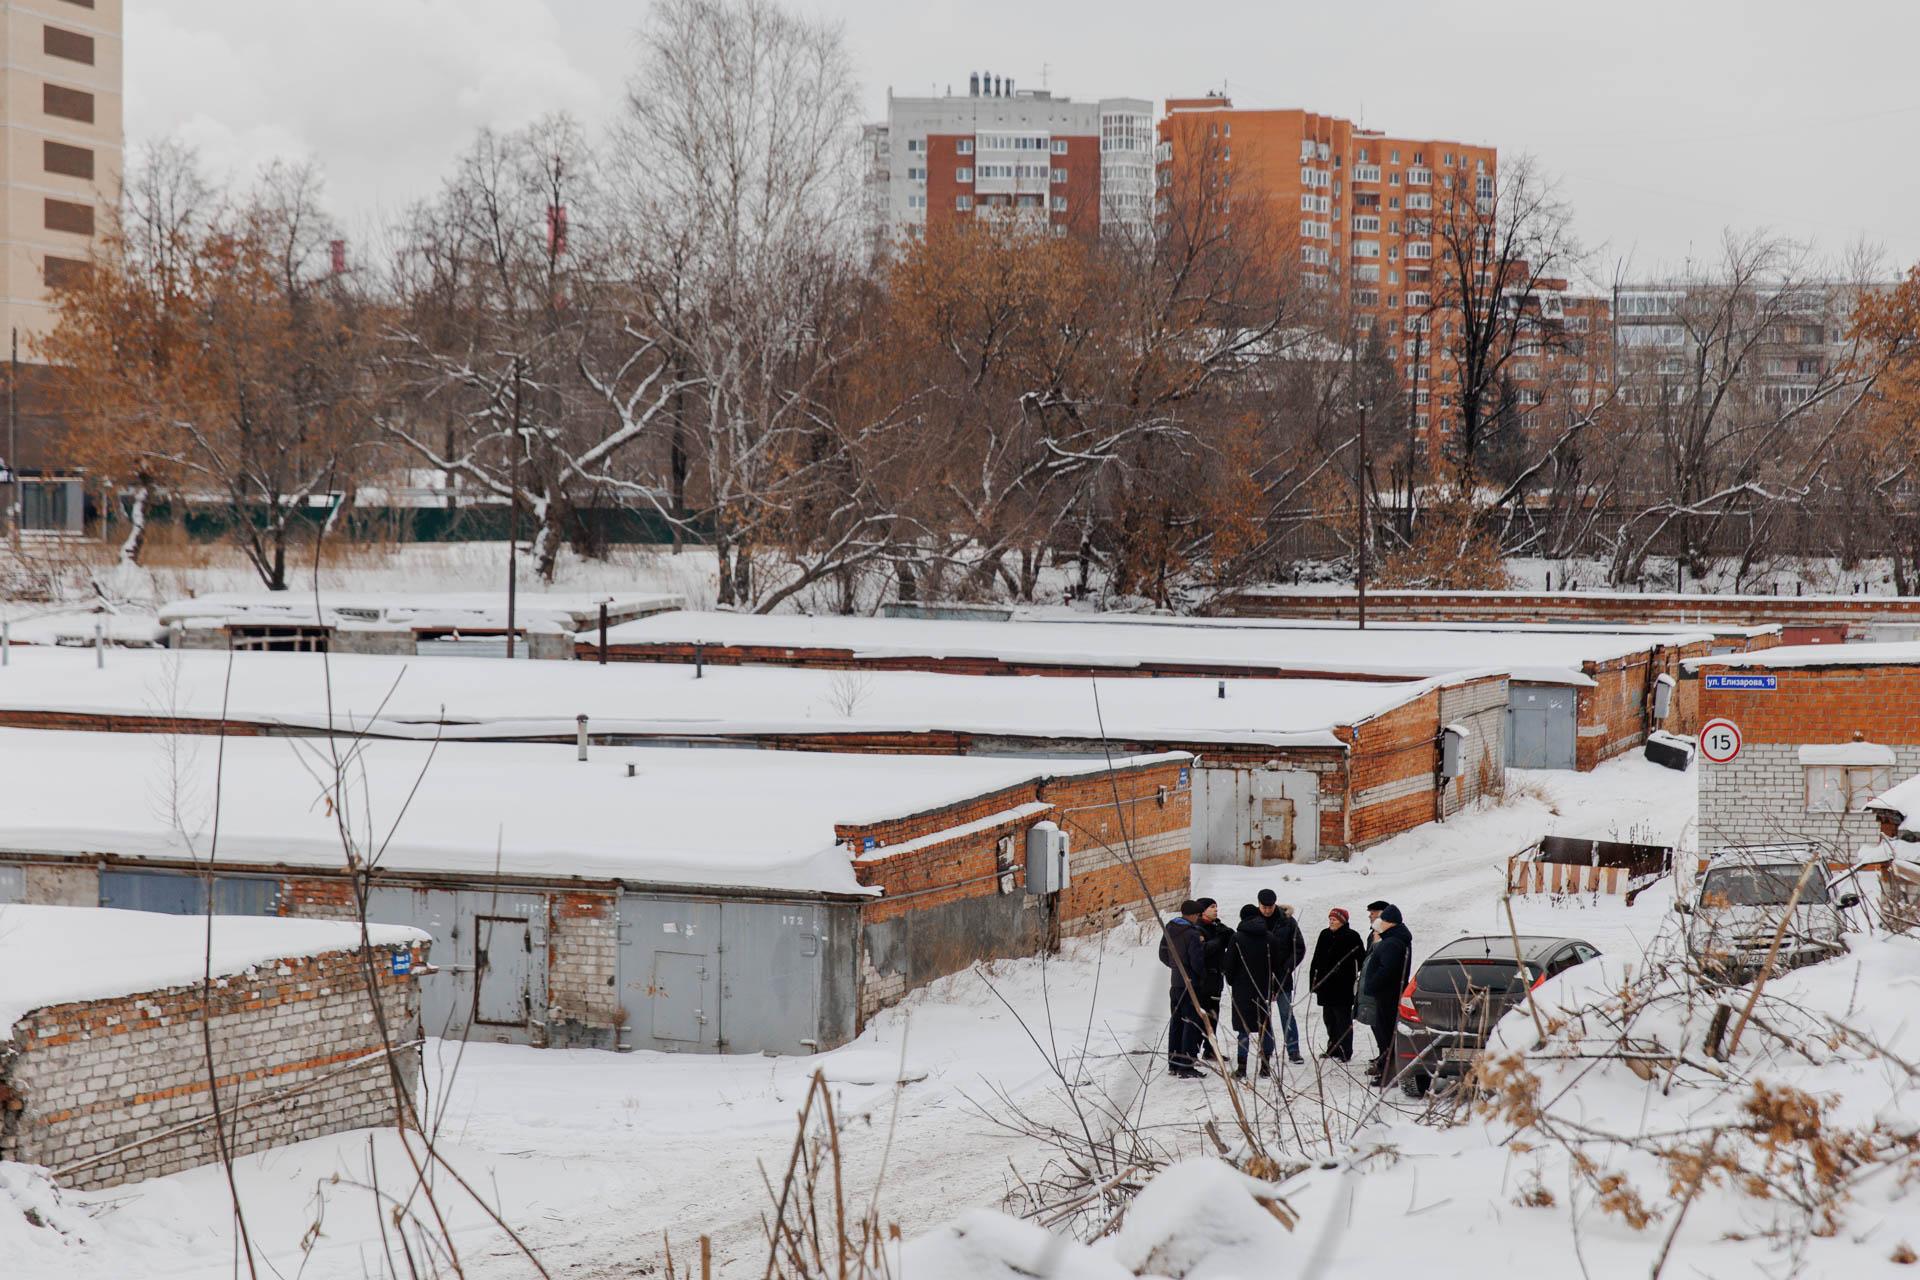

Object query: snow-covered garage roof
[1687,641,1920,672]
[0,728,1185,897]
[593,611,1712,685]
[157,590,683,634]
[0,904,425,1034]
[0,647,1448,749]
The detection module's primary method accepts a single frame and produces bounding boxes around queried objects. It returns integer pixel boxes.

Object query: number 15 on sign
[1699,718,1742,764]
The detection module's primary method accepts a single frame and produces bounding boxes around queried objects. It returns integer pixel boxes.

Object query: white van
[1679,845,1859,979]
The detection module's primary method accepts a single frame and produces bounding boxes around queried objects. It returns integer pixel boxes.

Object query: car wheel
[1401,1071,1430,1099]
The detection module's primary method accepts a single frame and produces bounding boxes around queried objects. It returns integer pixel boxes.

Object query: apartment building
[1612,279,1868,410]
[870,72,1153,245]
[0,0,121,536]
[1,0,120,348]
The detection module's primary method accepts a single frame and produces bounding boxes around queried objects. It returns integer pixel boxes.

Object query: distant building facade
[0,0,121,350]
[869,72,1152,245]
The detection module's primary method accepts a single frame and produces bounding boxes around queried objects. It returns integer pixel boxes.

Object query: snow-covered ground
[2,755,1707,1278]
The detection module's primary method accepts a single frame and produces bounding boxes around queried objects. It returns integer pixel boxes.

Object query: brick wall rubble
[1,941,426,1190]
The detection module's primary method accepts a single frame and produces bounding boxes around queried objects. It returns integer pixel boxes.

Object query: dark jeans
[1235,1026,1274,1069]
[1168,990,1202,1070]
[1272,993,1301,1058]
[1321,1001,1354,1060]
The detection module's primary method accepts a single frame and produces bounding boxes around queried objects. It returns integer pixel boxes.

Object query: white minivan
[1679,845,1859,979]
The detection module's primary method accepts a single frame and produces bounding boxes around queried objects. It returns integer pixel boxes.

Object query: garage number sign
[1699,718,1742,764]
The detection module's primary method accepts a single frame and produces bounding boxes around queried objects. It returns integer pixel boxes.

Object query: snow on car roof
[0,646,1447,748]
[593,611,1700,684]
[0,904,426,1034]
[0,728,1185,897]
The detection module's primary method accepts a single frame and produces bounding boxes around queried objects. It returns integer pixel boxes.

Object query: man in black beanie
[1256,889,1307,1063]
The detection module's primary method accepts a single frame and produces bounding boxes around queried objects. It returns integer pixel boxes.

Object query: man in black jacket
[1226,905,1279,1077]
[1308,907,1365,1061]
[1193,898,1234,1063]
[1159,900,1207,1078]
[1357,904,1413,1087]
[1256,889,1307,1063]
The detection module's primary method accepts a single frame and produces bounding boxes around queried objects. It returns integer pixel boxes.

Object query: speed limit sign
[1699,718,1742,764]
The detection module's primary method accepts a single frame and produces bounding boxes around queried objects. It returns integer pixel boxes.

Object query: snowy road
[6,757,1697,1278]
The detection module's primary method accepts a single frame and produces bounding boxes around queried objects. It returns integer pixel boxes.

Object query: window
[1805,764,1891,812]
[1443,152,1455,166]
[907,166,926,181]
[1389,172,1401,186]
[907,194,926,210]
[1353,215,1380,233]
[1476,175,1495,200]
[1408,193,1431,210]
[1299,139,1315,160]
[1354,164,1381,183]
[1051,195,1066,212]
[1353,289,1380,306]
[43,255,88,287]
[1352,263,1380,283]
[1051,167,1068,183]
[43,140,92,180]
[907,139,925,153]
[956,167,973,182]
[1406,242,1431,260]
[44,198,92,236]
[955,195,973,211]
[955,139,972,155]
[1052,139,1068,154]
[43,83,93,123]
[1353,240,1380,258]
[1388,196,1401,210]
[43,25,93,64]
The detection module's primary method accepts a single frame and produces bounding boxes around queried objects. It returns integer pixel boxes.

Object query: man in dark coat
[1158,900,1207,1078]
[1193,898,1234,1063]
[1357,904,1413,1086]
[1226,904,1279,1077]
[1308,907,1366,1061]
[1256,889,1308,1063]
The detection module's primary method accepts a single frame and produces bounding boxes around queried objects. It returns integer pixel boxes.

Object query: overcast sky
[131,0,1920,277]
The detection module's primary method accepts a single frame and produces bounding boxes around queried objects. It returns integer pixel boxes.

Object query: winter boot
[1258,1055,1272,1079]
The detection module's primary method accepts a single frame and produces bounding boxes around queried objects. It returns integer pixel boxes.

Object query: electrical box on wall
[1440,723,1469,780]
[1025,821,1070,895]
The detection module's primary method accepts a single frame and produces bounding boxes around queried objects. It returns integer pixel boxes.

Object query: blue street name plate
[391,950,413,976]
[1704,674,1776,691]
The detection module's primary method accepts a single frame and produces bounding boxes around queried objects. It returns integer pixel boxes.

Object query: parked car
[1391,934,1600,1097]
[1680,845,1858,981]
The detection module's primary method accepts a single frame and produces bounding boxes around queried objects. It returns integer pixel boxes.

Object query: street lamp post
[1356,396,1371,630]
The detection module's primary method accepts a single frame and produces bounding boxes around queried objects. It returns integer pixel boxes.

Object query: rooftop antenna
[1040,62,1050,90]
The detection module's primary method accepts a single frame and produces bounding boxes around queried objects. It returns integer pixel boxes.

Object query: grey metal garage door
[1507,684,1577,770]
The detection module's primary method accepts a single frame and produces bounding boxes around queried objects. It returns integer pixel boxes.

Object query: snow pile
[0,1163,92,1268]
[0,905,425,1033]
[898,1159,1295,1280]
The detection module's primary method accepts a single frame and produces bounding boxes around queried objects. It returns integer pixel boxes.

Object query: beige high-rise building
[0,0,121,353]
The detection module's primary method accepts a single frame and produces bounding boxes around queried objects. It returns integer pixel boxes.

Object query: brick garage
[847,755,1190,1022]
[1687,645,1920,852]
[0,906,426,1189]
[0,730,1190,1057]
[0,648,1503,861]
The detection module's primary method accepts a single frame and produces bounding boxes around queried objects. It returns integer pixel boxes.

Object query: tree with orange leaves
[39,145,372,587]
[1848,265,1920,586]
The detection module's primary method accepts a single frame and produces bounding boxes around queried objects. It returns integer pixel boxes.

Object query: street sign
[1699,718,1742,764]
[1705,674,1776,692]
[390,949,413,976]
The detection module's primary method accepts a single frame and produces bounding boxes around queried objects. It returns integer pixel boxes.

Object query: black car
[1390,935,1599,1097]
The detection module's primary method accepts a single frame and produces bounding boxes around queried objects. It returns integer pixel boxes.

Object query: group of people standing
[1160,894,1414,1087]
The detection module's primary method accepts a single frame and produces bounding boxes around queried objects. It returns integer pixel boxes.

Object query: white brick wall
[1697,742,1918,853]
[2,945,425,1189]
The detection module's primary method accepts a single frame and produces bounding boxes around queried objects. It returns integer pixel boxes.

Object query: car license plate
[1443,1048,1477,1063]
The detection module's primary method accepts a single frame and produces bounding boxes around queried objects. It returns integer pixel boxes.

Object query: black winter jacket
[1265,911,1307,992]
[1359,922,1414,1007]
[1308,925,1366,1008]
[1226,919,1279,1033]
[1159,916,1207,999]
[1196,919,1234,1001]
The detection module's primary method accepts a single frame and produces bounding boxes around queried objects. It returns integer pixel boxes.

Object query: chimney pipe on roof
[1007,78,1015,96]
[577,714,589,762]
[970,71,979,97]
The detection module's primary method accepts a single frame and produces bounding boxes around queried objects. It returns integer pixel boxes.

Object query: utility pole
[1356,396,1371,630]
[506,355,522,659]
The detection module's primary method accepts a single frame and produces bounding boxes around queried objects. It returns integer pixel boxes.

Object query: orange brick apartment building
[1156,95,1609,459]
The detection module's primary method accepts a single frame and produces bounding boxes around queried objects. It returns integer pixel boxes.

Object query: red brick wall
[1214,588,1883,637]
[1694,664,1920,744]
